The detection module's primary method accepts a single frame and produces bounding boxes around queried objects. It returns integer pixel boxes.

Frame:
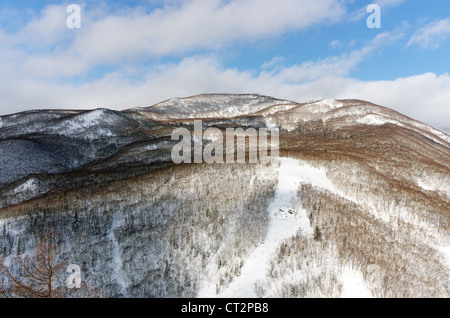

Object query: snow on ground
[438,245,450,269]
[214,158,313,298]
[3,178,49,207]
[356,114,450,146]
[417,175,450,197]
[51,109,115,138]
[151,95,294,119]
[260,104,299,116]
[321,99,344,109]
[356,114,398,126]
[307,99,344,114]
[409,119,450,144]
[198,157,352,298]
[340,267,372,298]
[10,178,40,195]
[417,178,435,191]
[107,219,129,296]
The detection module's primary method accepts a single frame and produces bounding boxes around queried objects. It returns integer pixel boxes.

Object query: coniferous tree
[72,212,79,233]
[314,225,322,241]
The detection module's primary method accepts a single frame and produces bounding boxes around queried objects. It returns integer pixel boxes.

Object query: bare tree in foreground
[0,229,66,298]
[1,227,104,298]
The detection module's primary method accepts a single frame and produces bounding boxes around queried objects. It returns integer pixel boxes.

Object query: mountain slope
[0,94,448,297]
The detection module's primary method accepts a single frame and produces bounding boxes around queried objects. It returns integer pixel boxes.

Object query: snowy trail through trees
[199,157,314,297]
[340,267,373,298]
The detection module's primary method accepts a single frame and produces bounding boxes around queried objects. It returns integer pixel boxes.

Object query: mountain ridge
[0,94,448,298]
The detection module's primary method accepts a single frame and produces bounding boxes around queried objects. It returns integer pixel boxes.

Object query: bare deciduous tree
[0,229,66,298]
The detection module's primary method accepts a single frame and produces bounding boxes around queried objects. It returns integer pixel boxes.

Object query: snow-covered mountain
[0,94,449,297]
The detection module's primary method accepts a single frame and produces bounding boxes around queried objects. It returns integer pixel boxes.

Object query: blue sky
[0,0,449,128]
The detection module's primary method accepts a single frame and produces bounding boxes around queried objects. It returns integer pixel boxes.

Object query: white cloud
[264,30,403,83]
[329,39,343,48]
[408,18,450,49]
[5,0,345,78]
[19,5,69,48]
[2,53,449,128]
[1,5,74,50]
[335,73,450,127]
[0,30,403,112]
[261,56,286,71]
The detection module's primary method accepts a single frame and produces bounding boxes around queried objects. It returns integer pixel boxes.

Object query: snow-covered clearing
[340,267,372,298]
[214,158,313,298]
[107,218,129,296]
[198,157,367,298]
[439,245,450,269]
[10,178,40,195]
